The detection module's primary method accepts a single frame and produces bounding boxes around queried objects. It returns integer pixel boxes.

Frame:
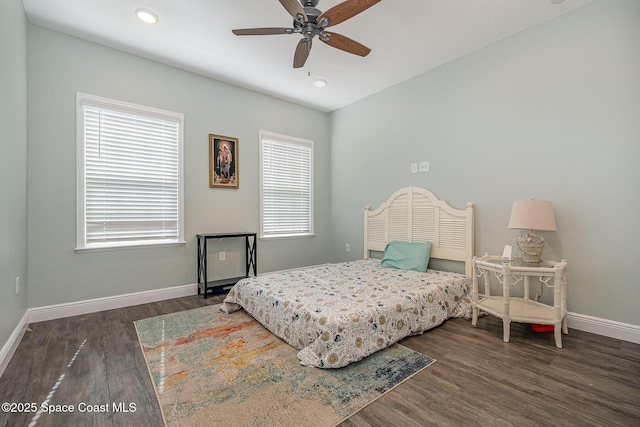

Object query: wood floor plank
[1,295,638,427]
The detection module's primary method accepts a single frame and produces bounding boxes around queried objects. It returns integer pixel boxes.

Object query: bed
[222,186,475,368]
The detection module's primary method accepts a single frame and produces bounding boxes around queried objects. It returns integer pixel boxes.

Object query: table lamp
[508,199,557,263]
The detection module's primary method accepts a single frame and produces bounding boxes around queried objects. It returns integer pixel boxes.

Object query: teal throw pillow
[381,241,432,272]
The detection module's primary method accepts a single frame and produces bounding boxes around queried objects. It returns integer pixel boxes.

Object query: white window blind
[76,93,184,250]
[260,130,314,238]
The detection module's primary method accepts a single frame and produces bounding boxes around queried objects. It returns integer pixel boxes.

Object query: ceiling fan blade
[232,27,291,36]
[321,31,371,57]
[293,38,312,68]
[279,0,307,22]
[317,0,381,28]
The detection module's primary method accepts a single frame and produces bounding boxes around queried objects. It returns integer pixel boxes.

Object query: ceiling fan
[232,0,381,68]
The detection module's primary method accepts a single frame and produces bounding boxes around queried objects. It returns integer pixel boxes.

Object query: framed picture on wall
[209,134,239,189]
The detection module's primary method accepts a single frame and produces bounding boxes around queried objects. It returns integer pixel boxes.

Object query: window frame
[75,93,185,252]
[259,130,314,240]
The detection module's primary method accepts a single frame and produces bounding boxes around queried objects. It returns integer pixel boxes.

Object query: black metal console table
[197,232,257,299]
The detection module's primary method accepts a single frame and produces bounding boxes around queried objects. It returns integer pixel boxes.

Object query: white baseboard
[0,311,30,378]
[0,285,197,378]
[28,283,198,324]
[2,287,638,379]
[567,312,640,345]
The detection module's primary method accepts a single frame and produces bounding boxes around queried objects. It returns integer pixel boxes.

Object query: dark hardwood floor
[1,294,638,427]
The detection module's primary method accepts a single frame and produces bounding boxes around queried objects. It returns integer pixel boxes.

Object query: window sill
[260,233,316,240]
[75,240,186,253]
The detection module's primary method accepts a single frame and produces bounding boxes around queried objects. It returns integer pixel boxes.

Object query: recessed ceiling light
[314,79,327,88]
[136,9,158,24]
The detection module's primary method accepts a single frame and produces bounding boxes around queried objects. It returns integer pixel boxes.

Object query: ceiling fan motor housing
[303,7,322,23]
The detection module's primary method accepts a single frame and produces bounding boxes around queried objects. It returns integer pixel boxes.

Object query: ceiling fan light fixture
[314,79,327,87]
[136,8,159,24]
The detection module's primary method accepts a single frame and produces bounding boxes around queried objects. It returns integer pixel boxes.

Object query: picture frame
[209,134,239,189]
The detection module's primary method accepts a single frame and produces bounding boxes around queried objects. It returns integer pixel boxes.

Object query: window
[260,130,314,238]
[76,93,184,250]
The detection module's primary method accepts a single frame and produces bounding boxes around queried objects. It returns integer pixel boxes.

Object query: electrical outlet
[345,244,350,252]
[410,163,418,174]
[219,251,226,261]
[15,276,20,295]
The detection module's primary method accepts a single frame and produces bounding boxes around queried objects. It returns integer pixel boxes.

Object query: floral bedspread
[221,259,472,368]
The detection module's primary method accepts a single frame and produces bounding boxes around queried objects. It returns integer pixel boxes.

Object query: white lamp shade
[508,200,557,231]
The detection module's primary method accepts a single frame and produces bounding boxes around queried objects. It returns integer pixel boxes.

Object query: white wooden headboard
[364,187,475,277]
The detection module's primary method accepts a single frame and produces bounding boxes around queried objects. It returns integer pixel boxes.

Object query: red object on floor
[532,324,554,333]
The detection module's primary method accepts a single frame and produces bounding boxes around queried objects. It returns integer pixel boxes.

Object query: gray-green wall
[1,0,29,351]
[26,25,331,307]
[2,0,638,356]
[329,0,640,326]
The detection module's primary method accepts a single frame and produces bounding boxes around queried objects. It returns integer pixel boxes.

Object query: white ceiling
[22,0,594,112]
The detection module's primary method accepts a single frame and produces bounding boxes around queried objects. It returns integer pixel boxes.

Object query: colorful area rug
[135,304,435,427]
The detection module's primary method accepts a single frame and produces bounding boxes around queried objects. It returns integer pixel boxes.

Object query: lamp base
[517,232,545,263]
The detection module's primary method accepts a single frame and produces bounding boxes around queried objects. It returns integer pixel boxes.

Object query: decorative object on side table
[508,199,557,263]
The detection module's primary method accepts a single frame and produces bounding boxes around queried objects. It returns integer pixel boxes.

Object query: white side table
[471,254,568,348]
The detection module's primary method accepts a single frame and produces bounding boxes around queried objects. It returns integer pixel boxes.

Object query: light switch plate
[419,161,429,172]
